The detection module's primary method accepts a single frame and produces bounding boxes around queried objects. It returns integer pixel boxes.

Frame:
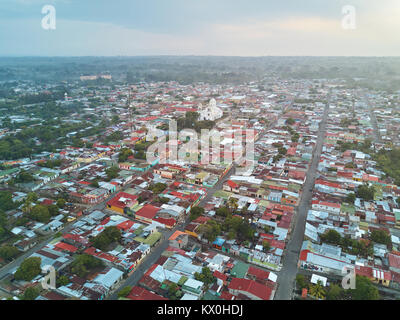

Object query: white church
[198,98,223,121]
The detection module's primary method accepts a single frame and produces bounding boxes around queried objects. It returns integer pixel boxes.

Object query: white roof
[311,274,328,286]
[268,272,278,282]
[93,268,124,289]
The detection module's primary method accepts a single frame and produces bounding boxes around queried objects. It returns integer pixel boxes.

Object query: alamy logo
[41,5,56,30]
[41,265,56,290]
[341,266,356,290]
[342,5,356,30]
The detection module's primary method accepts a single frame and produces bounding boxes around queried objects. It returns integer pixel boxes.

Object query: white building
[198,99,223,121]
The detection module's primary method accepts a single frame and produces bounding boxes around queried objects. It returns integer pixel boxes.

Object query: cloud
[0,1,400,56]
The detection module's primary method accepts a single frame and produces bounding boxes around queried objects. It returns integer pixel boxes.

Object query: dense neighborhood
[1,69,400,302]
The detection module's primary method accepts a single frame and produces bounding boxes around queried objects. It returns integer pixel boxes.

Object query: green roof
[203,291,222,301]
[134,232,161,246]
[0,168,19,177]
[213,190,232,200]
[230,261,250,278]
[341,203,355,214]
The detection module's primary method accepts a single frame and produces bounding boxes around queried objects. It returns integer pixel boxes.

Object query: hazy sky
[1,0,399,56]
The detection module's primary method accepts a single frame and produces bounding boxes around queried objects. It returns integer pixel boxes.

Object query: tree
[227,198,239,213]
[356,184,375,201]
[29,205,51,223]
[326,284,343,300]
[321,229,342,245]
[190,207,204,221]
[56,198,66,209]
[14,257,42,281]
[345,163,356,169]
[262,240,271,252]
[111,115,120,124]
[149,183,167,195]
[350,276,380,300]
[0,191,19,211]
[291,132,300,143]
[286,118,295,125]
[70,254,104,278]
[15,170,35,183]
[56,275,70,287]
[309,280,326,300]
[118,286,132,298]
[345,193,356,204]
[278,146,287,155]
[198,220,221,243]
[47,204,60,217]
[105,166,120,181]
[0,245,20,261]
[90,180,100,188]
[167,283,179,300]
[215,207,230,217]
[370,229,391,246]
[194,267,215,285]
[22,287,39,300]
[118,148,134,163]
[296,274,308,290]
[92,226,122,251]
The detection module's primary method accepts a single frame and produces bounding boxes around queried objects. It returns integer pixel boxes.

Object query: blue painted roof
[213,238,226,246]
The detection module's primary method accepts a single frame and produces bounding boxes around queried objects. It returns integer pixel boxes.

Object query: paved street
[0,191,117,281]
[274,103,330,300]
[0,103,288,299]
[107,164,238,300]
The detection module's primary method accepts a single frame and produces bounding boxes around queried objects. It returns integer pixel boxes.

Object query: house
[169,231,189,249]
[126,286,167,300]
[223,180,239,193]
[14,239,37,252]
[311,200,341,214]
[212,238,226,251]
[93,267,124,292]
[106,192,138,214]
[135,205,160,224]
[388,253,400,274]
[228,278,274,300]
[355,265,391,287]
[181,278,205,297]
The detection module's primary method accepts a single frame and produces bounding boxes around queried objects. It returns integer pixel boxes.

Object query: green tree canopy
[29,205,51,223]
[70,254,104,278]
[350,276,380,300]
[14,257,42,281]
[0,245,20,261]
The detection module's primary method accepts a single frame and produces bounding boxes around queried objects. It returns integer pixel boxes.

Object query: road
[107,97,293,299]
[0,101,288,298]
[365,94,382,144]
[0,191,117,281]
[274,103,330,300]
[107,164,238,300]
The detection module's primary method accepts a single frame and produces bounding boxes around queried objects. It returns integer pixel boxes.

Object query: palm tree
[227,197,239,213]
[22,200,33,214]
[309,280,326,300]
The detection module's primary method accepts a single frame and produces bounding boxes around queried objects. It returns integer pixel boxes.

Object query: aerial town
[1,68,400,302]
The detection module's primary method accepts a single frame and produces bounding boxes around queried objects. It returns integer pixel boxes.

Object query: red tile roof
[54,242,78,253]
[228,278,273,300]
[213,270,228,282]
[107,192,138,209]
[127,286,167,300]
[388,253,400,270]
[135,204,160,220]
[247,266,270,282]
[153,217,176,228]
